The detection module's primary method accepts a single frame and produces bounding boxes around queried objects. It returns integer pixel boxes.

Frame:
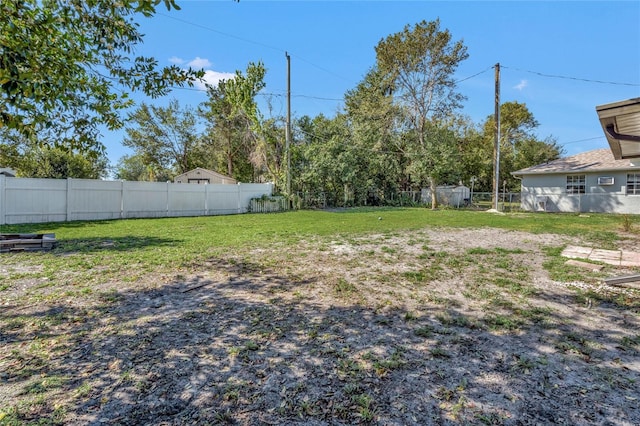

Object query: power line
[164,84,343,102]
[502,65,640,87]
[157,12,284,54]
[156,12,352,83]
[455,66,494,84]
[562,136,604,145]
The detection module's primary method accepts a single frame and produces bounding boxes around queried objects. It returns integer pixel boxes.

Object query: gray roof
[0,167,16,177]
[512,148,640,176]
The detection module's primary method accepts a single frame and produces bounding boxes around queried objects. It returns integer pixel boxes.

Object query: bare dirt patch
[1,227,639,425]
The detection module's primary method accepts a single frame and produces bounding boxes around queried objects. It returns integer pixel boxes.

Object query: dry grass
[1,214,640,425]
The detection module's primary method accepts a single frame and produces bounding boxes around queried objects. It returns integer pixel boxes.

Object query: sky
[102,0,640,167]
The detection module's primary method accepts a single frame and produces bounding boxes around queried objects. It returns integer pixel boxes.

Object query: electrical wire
[157,12,285,54]
[561,136,604,145]
[156,12,352,83]
[455,66,494,84]
[502,65,640,87]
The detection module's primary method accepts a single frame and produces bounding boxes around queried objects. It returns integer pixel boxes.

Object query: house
[512,149,640,214]
[174,168,237,185]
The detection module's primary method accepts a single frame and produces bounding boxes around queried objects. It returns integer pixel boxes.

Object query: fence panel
[3,177,67,224]
[168,183,206,217]
[239,184,277,213]
[0,176,273,225]
[123,181,171,219]
[68,179,123,221]
[204,184,241,215]
[249,196,288,213]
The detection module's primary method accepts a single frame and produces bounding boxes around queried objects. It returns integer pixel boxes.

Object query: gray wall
[0,176,273,225]
[519,172,640,214]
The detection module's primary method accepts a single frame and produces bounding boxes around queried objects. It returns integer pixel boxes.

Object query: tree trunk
[429,176,438,210]
[226,134,233,177]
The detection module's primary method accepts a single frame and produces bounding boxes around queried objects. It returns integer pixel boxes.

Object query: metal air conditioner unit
[597,177,614,186]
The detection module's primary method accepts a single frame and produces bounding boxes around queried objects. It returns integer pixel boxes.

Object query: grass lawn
[1,208,639,425]
[0,208,632,271]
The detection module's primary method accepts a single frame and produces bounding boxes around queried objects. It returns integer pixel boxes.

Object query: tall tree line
[2,9,561,197]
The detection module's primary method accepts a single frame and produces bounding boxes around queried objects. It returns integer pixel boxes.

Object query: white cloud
[514,80,528,90]
[187,56,213,69]
[194,70,236,91]
[170,56,233,90]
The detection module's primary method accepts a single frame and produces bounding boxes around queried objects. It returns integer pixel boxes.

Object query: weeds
[334,278,357,296]
[621,214,634,233]
[620,334,640,351]
[484,314,522,331]
[1,210,638,425]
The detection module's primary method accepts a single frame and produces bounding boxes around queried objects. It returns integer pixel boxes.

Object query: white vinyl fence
[0,175,274,225]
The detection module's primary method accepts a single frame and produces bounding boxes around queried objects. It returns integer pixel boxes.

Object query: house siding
[520,172,640,214]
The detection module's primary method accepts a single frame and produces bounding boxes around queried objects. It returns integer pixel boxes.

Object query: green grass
[2,208,638,425]
[0,208,633,290]
[2,208,630,244]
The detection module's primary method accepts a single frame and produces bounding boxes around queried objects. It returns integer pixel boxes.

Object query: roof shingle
[512,149,640,175]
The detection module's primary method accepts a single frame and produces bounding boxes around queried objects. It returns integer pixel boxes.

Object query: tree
[123,99,201,178]
[250,115,286,188]
[114,153,171,182]
[512,137,563,183]
[0,0,204,154]
[479,102,563,191]
[18,146,109,179]
[294,114,365,206]
[0,126,108,178]
[374,19,469,208]
[199,62,266,182]
[0,128,24,172]
[344,69,407,203]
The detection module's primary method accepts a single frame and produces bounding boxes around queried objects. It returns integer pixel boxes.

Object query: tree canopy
[199,62,267,183]
[2,6,562,206]
[0,0,203,154]
[123,99,201,176]
[374,19,469,208]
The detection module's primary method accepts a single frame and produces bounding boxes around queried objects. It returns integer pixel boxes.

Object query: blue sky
[103,0,640,166]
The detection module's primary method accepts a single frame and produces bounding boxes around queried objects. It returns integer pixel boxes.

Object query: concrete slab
[565,259,605,271]
[562,245,593,258]
[589,249,622,266]
[561,245,640,268]
[621,251,640,267]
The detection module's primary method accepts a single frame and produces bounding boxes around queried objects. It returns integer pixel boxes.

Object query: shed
[421,185,471,207]
[174,168,237,185]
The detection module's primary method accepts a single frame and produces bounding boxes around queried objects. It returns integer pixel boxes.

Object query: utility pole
[493,63,501,211]
[285,52,292,206]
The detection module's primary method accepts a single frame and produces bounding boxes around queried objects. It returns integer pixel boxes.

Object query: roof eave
[512,165,640,177]
[596,98,640,160]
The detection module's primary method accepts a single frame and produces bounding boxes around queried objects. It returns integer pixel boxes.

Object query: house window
[566,175,585,194]
[627,173,640,195]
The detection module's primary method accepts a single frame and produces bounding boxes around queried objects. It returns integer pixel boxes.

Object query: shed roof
[174,167,236,183]
[512,148,640,176]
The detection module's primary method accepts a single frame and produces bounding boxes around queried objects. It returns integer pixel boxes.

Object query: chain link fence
[293,190,522,211]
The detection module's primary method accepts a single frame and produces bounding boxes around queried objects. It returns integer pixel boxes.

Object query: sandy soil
[1,227,639,425]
